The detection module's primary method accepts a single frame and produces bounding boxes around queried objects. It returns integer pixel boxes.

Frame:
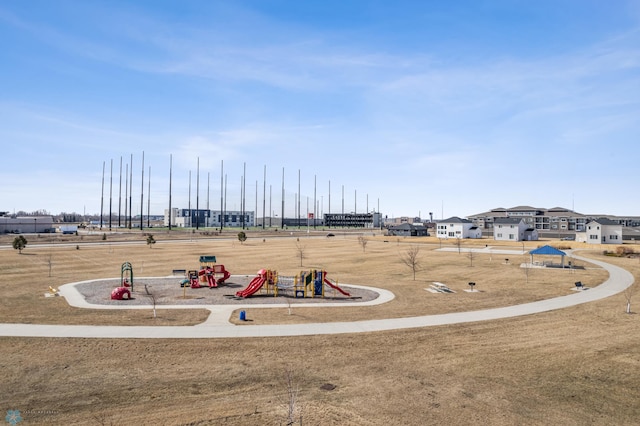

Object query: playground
[74,275,379,307]
[0,232,638,425]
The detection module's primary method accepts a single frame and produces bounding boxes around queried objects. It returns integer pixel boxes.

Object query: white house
[493,218,539,241]
[576,218,623,244]
[436,217,482,239]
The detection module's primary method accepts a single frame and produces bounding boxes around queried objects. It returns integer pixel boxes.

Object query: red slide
[235,275,266,298]
[324,278,350,296]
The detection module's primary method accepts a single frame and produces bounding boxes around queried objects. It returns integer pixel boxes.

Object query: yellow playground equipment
[245,269,350,298]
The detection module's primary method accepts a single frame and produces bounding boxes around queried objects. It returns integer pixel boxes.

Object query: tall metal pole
[118,156,122,227]
[313,175,317,229]
[128,153,133,229]
[188,170,191,228]
[255,180,258,228]
[341,185,344,216]
[280,167,285,229]
[196,157,200,230]
[262,165,266,229]
[242,162,246,230]
[140,151,144,230]
[147,165,151,228]
[220,160,224,231]
[100,161,105,230]
[297,169,301,229]
[168,154,172,230]
[224,173,227,227]
[124,163,128,227]
[109,158,113,231]
[269,184,272,228]
[240,176,244,229]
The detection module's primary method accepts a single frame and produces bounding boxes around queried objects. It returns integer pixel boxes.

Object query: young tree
[295,241,306,267]
[357,235,369,253]
[282,366,301,426]
[12,235,27,254]
[623,285,634,314]
[455,237,463,253]
[237,231,247,244]
[522,261,533,283]
[467,250,476,266]
[400,245,421,280]
[146,234,156,248]
[144,284,158,318]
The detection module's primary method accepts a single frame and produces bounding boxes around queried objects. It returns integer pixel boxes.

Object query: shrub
[12,236,27,253]
[616,246,634,256]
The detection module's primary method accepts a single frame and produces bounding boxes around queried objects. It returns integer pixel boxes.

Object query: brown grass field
[0,229,638,425]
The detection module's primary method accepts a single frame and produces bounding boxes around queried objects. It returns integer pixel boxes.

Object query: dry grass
[0,231,639,425]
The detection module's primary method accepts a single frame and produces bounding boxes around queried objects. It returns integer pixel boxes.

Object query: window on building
[448,232,455,237]
[509,234,514,239]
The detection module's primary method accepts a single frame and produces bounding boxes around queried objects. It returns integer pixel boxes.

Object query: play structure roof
[529,245,566,256]
[199,255,216,263]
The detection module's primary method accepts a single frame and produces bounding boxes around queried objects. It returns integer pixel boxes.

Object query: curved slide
[324,278,350,296]
[235,275,266,298]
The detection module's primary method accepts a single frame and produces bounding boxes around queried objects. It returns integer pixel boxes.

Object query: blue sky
[1,1,639,219]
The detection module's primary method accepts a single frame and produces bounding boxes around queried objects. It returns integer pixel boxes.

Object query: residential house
[576,218,623,244]
[493,218,539,241]
[387,223,429,237]
[436,217,482,239]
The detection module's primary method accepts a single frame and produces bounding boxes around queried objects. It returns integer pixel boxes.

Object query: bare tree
[455,237,463,253]
[522,261,533,284]
[144,284,158,318]
[283,366,301,426]
[624,285,634,314]
[467,250,476,267]
[295,242,306,267]
[400,245,421,280]
[357,235,368,253]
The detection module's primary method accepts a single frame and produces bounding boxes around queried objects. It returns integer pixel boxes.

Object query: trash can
[239,310,246,321]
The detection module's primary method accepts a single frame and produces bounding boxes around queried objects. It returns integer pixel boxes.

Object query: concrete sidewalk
[0,253,633,339]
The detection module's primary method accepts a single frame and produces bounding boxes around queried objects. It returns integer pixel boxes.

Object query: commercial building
[164,208,254,228]
[0,216,54,234]
[323,212,382,228]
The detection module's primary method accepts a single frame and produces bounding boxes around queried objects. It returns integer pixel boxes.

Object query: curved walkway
[0,253,633,339]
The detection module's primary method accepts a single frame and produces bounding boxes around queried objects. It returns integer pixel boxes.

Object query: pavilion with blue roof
[529,245,567,268]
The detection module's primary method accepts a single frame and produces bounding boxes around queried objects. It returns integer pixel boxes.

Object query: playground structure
[179,256,231,289]
[111,262,134,300]
[235,269,350,299]
[121,261,133,291]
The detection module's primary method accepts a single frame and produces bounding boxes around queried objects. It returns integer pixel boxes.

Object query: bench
[575,281,584,289]
[172,269,187,276]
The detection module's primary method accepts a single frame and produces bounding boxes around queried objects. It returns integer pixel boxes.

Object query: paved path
[0,253,633,339]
